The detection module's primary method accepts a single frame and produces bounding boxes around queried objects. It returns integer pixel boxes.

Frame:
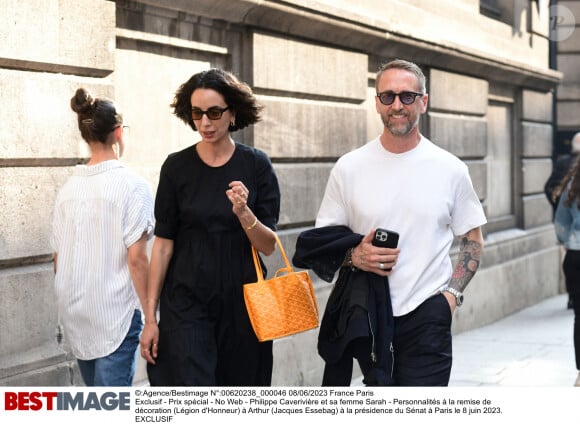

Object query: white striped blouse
[50,160,154,360]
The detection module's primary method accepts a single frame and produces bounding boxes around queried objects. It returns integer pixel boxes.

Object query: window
[481,0,502,19]
[480,0,515,26]
[484,100,519,231]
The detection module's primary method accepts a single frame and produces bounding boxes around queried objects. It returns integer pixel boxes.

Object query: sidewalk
[449,293,577,387]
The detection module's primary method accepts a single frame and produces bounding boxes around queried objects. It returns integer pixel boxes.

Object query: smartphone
[372,228,399,248]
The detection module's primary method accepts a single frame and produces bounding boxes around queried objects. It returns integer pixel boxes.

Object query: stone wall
[0,0,565,386]
[555,1,580,153]
[0,0,116,385]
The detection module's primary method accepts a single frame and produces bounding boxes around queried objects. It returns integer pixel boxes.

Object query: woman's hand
[225,180,276,255]
[140,321,159,365]
[226,180,250,216]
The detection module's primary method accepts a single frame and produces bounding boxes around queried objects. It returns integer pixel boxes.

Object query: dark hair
[376,59,427,94]
[557,154,580,208]
[171,68,262,132]
[70,88,122,144]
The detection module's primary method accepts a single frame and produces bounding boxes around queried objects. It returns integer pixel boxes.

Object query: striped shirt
[50,160,154,360]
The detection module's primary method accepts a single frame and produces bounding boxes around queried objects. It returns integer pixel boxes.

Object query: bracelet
[345,247,358,272]
[245,217,258,230]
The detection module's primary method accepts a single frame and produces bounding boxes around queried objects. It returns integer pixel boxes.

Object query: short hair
[171,68,263,132]
[70,88,122,144]
[375,59,427,94]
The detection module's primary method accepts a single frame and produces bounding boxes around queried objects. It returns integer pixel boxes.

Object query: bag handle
[250,234,293,282]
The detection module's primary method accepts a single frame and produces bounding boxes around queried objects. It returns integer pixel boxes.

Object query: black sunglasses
[191,106,229,120]
[377,91,423,106]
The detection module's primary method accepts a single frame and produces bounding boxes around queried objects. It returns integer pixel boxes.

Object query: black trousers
[563,250,580,370]
[322,337,376,386]
[392,293,453,386]
[322,293,452,386]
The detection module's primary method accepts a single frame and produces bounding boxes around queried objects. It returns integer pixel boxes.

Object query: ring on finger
[379,262,385,270]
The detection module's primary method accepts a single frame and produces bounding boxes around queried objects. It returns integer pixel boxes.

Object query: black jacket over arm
[293,225,394,386]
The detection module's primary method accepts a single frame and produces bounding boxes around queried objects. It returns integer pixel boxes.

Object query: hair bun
[70,88,94,114]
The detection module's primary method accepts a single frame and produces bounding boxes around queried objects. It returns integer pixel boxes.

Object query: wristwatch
[442,287,464,307]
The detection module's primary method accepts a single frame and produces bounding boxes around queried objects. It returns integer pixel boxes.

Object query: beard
[381,110,420,136]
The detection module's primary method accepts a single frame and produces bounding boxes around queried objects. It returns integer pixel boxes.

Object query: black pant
[392,293,453,386]
[322,293,452,386]
[563,250,580,370]
[322,337,375,386]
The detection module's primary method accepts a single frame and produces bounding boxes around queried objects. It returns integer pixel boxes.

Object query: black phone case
[372,228,399,248]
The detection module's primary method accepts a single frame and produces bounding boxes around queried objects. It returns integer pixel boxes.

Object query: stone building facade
[0,0,569,386]
[555,1,580,152]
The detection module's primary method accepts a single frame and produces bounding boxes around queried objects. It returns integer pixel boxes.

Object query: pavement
[449,293,577,387]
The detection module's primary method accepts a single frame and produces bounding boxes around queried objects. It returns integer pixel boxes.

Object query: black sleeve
[253,149,281,231]
[153,157,179,239]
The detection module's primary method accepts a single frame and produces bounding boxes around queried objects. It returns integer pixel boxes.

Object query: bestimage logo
[3,391,130,411]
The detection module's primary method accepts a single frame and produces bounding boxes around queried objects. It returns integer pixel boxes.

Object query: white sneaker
[575,372,580,387]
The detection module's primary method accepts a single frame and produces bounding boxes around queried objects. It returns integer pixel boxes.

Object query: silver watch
[442,287,464,306]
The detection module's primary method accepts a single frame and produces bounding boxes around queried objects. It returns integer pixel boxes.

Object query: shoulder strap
[250,234,293,281]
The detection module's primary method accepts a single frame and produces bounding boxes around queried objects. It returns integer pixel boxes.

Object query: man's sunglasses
[191,106,229,120]
[377,91,423,106]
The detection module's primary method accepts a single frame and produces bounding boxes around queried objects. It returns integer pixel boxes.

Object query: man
[314,59,486,386]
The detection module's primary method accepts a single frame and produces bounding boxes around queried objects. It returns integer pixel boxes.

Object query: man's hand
[351,229,400,276]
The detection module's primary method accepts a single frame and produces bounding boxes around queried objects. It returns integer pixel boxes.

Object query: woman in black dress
[140,68,281,386]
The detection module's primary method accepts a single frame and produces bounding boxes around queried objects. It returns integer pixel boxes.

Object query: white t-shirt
[51,160,155,360]
[316,136,487,316]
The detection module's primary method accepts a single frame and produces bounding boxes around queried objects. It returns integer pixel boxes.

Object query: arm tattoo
[449,229,483,293]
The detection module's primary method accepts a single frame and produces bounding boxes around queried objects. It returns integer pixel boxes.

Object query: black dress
[147,142,281,386]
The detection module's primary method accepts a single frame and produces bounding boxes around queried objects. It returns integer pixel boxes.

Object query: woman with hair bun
[140,68,281,386]
[51,88,155,386]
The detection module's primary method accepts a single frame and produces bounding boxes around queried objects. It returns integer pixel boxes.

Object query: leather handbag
[244,234,319,342]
